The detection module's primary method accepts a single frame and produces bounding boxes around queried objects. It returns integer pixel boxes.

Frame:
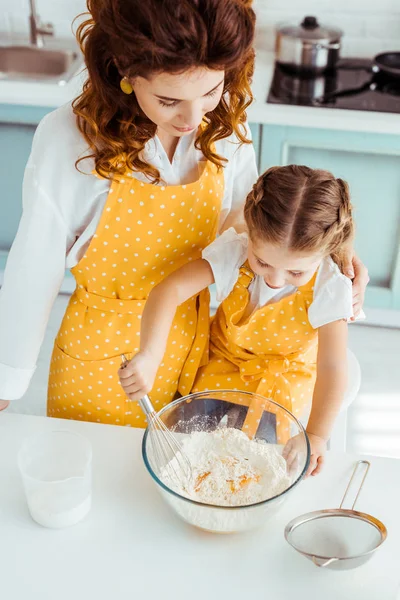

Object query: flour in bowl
[162,427,290,507]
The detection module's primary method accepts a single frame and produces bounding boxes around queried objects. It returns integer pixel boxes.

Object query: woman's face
[132,68,225,137]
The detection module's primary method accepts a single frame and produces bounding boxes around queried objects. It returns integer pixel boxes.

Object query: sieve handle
[312,557,338,568]
[339,460,370,510]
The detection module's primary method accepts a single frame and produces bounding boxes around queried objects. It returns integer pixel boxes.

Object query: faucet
[29,0,54,48]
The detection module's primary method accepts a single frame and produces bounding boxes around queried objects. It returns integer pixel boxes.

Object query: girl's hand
[0,400,10,411]
[282,432,327,478]
[342,251,369,319]
[118,352,158,401]
[305,432,327,477]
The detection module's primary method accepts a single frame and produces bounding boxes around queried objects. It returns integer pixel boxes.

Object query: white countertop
[0,412,399,600]
[0,70,86,111]
[1,45,400,136]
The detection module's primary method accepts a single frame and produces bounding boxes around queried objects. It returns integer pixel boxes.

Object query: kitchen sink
[0,45,83,85]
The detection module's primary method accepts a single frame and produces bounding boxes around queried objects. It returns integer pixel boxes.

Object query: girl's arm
[305,319,348,475]
[119,259,215,401]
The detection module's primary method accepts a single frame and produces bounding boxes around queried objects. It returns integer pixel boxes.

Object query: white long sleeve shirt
[0,102,258,400]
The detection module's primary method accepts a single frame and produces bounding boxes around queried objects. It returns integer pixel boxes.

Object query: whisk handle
[138,395,156,417]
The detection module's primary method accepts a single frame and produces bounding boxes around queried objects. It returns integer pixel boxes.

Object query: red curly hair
[73,0,256,182]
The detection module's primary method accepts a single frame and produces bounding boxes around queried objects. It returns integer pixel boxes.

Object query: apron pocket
[47,344,138,426]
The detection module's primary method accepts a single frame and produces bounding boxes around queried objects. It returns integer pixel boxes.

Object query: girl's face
[132,68,225,138]
[248,237,323,289]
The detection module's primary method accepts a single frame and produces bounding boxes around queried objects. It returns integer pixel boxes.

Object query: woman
[0,0,367,425]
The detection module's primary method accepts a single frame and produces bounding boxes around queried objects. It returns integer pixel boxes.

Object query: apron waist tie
[239,355,314,440]
[75,287,145,314]
[209,344,314,440]
[239,355,314,408]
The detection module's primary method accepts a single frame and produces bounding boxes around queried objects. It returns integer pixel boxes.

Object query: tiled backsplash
[1,0,399,58]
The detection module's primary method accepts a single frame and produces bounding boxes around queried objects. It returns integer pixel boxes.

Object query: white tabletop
[0,413,399,600]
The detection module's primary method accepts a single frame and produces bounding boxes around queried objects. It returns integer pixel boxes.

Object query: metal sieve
[284,460,387,570]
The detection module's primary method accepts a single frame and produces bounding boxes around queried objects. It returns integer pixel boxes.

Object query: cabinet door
[0,123,36,251]
[260,125,400,310]
[249,122,261,171]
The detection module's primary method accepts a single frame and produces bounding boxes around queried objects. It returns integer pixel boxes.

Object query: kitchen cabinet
[0,104,51,283]
[0,122,36,251]
[249,122,261,170]
[259,124,400,310]
[0,104,51,251]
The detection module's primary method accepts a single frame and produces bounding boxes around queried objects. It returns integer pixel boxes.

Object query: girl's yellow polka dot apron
[192,263,318,441]
[48,161,223,427]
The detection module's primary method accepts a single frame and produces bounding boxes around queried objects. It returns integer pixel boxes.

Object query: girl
[119,165,356,475]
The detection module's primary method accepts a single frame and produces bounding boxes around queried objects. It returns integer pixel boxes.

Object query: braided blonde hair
[243,165,354,270]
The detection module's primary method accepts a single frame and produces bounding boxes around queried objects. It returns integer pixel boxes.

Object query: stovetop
[267,58,400,114]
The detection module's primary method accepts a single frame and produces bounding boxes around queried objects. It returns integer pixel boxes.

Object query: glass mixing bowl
[142,390,310,534]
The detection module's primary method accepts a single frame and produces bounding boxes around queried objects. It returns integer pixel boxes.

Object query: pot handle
[307,41,341,51]
[312,556,338,568]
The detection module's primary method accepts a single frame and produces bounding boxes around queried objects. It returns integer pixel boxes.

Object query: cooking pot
[275,16,343,76]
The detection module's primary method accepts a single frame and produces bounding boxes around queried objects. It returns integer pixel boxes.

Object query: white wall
[0,0,399,58]
[0,0,84,40]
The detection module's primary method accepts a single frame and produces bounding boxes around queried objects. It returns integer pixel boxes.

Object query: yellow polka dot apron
[192,263,318,442]
[47,160,223,426]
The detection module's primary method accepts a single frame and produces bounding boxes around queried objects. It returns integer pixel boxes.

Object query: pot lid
[277,16,342,42]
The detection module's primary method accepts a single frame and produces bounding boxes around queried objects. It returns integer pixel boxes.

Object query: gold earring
[120,76,133,95]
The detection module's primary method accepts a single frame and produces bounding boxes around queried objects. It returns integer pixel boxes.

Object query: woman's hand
[283,432,327,478]
[0,400,10,411]
[342,251,369,319]
[118,351,158,402]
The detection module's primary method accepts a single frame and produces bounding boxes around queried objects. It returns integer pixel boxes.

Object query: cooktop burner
[267,58,400,114]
